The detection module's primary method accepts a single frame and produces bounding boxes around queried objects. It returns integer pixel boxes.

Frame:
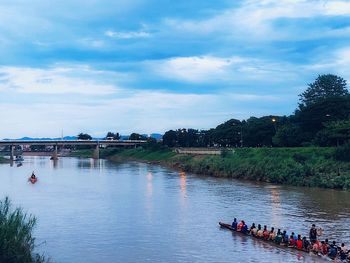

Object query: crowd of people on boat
[231,218,350,261]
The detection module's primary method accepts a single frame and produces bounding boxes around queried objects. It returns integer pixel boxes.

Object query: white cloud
[148,55,298,83]
[105,30,151,39]
[163,0,350,41]
[0,66,119,95]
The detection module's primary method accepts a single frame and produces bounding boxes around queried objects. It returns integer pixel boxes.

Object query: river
[0,157,349,262]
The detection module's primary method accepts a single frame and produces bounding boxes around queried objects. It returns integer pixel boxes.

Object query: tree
[105,132,120,140]
[314,120,350,146]
[77,133,92,140]
[129,133,147,140]
[299,74,348,108]
[243,116,281,147]
[162,130,177,147]
[272,123,304,147]
[295,96,350,140]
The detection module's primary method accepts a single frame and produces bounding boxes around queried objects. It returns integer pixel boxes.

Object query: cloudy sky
[0,0,350,138]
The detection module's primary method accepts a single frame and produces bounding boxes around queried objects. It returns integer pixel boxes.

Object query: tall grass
[0,197,48,263]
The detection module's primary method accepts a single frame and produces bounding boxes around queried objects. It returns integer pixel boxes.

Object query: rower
[257,224,263,238]
[241,221,248,234]
[31,171,36,179]
[231,218,238,230]
[296,235,303,250]
[309,224,317,244]
[274,229,282,244]
[237,220,244,232]
[250,223,257,236]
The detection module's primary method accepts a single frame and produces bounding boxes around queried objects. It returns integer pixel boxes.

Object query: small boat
[218,222,339,262]
[29,177,38,184]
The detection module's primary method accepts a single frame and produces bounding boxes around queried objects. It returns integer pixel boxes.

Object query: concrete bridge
[0,140,147,160]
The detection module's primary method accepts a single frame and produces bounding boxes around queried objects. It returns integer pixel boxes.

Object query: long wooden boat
[219,222,339,262]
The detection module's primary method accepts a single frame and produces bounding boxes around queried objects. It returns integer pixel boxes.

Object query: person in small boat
[262,225,269,240]
[231,218,238,230]
[302,237,310,251]
[340,243,348,261]
[257,225,264,238]
[274,229,282,244]
[282,230,289,244]
[250,223,257,236]
[320,241,328,255]
[241,221,248,234]
[31,172,36,179]
[289,233,296,247]
[328,241,338,259]
[237,220,244,232]
[268,227,276,241]
[309,224,317,244]
[296,235,303,250]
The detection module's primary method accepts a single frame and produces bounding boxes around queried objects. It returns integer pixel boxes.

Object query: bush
[0,197,48,263]
[335,142,350,161]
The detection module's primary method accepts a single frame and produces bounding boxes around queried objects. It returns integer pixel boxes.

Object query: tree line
[163,74,350,148]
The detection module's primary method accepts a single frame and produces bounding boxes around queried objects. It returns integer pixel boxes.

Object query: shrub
[0,197,48,263]
[335,142,350,161]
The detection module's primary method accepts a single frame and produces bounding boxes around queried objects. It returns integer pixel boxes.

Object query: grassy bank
[0,197,48,263]
[70,147,350,190]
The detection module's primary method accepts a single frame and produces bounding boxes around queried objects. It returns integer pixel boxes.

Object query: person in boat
[282,230,289,245]
[262,225,269,240]
[231,218,238,230]
[296,235,303,250]
[289,233,296,247]
[309,224,317,244]
[31,171,36,179]
[274,229,282,244]
[320,241,328,255]
[257,224,263,238]
[250,223,257,236]
[328,241,338,259]
[268,227,276,241]
[241,221,248,234]
[302,237,310,252]
[340,243,348,261]
[237,220,244,232]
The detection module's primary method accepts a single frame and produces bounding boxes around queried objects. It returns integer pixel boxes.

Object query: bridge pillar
[10,145,14,161]
[51,144,58,160]
[93,143,100,159]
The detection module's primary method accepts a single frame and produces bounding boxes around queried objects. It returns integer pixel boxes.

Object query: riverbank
[69,147,350,190]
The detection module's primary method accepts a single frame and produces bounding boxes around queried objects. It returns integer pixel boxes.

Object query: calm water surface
[0,157,349,263]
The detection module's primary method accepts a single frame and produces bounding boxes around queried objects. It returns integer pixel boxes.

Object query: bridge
[0,140,147,160]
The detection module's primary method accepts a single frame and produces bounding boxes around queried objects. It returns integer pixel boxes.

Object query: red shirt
[296,240,303,250]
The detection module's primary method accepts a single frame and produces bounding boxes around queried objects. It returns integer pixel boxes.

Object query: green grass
[0,197,48,263]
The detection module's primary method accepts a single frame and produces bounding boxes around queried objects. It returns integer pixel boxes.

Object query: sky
[0,0,350,138]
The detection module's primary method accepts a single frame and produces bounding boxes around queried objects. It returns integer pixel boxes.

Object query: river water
[0,157,349,263]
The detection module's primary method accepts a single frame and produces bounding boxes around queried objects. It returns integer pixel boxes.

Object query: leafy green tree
[295,96,350,140]
[77,133,92,140]
[272,123,304,147]
[105,132,120,140]
[211,119,242,147]
[314,120,350,146]
[243,116,280,147]
[299,74,348,108]
[129,133,147,140]
[162,130,177,147]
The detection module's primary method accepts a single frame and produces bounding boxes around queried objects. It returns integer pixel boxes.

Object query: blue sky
[0,0,350,138]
